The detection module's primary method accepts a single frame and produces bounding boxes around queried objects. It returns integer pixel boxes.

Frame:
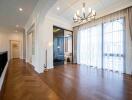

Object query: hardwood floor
[1,59,60,100]
[1,59,132,100]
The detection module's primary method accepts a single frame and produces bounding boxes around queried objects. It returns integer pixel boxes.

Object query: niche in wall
[27,24,35,63]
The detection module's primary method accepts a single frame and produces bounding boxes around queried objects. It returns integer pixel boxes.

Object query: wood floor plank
[39,64,132,100]
[1,59,132,100]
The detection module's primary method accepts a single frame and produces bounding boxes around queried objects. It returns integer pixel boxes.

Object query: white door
[10,41,20,59]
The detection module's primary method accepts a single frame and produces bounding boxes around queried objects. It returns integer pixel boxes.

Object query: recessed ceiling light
[19,8,23,11]
[16,25,19,27]
[57,7,60,11]
[15,30,18,33]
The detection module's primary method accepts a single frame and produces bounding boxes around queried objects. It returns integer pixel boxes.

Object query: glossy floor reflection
[1,59,132,100]
[40,64,132,100]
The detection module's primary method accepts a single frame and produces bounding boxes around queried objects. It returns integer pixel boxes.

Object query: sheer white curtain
[77,19,124,72]
[103,18,124,73]
[77,25,102,69]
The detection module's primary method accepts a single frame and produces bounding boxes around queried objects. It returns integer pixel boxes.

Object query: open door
[53,26,64,66]
[53,26,73,67]
[10,40,20,59]
[64,30,73,64]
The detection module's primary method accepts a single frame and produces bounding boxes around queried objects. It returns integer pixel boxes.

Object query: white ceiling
[48,0,132,25]
[0,0,38,33]
[0,0,132,33]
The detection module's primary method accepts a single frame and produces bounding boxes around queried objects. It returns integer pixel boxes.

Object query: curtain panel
[77,25,102,69]
[73,27,79,63]
[127,7,132,40]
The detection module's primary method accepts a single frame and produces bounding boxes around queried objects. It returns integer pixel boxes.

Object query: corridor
[1,59,60,100]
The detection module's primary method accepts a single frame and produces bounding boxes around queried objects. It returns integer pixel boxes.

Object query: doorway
[64,30,73,64]
[53,26,73,66]
[10,40,20,59]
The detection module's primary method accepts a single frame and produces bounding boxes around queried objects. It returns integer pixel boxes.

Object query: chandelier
[73,2,96,23]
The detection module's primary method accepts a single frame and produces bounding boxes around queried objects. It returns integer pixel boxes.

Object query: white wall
[0,32,24,59]
[25,0,72,73]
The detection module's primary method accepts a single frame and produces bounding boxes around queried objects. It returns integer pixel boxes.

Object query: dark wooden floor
[1,59,132,100]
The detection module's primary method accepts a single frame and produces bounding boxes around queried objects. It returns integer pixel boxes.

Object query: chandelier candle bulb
[92,10,96,16]
[89,8,92,13]
[76,10,80,16]
[74,14,77,20]
[82,7,85,13]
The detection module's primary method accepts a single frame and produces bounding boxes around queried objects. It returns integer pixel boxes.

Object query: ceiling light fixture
[16,25,19,27]
[57,7,60,11]
[73,2,96,23]
[19,8,23,11]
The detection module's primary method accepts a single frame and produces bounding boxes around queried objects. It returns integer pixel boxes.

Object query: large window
[103,18,124,73]
[77,25,102,69]
[77,18,125,73]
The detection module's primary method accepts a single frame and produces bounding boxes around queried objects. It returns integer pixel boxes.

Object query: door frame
[53,26,74,65]
[10,40,21,59]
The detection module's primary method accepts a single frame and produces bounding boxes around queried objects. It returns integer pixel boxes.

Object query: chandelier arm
[73,18,78,22]
[79,19,83,24]
[86,12,93,18]
[87,15,94,18]
[76,15,84,20]
[87,16,95,20]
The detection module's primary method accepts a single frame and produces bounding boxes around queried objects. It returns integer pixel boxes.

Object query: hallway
[1,59,60,100]
[1,59,132,100]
